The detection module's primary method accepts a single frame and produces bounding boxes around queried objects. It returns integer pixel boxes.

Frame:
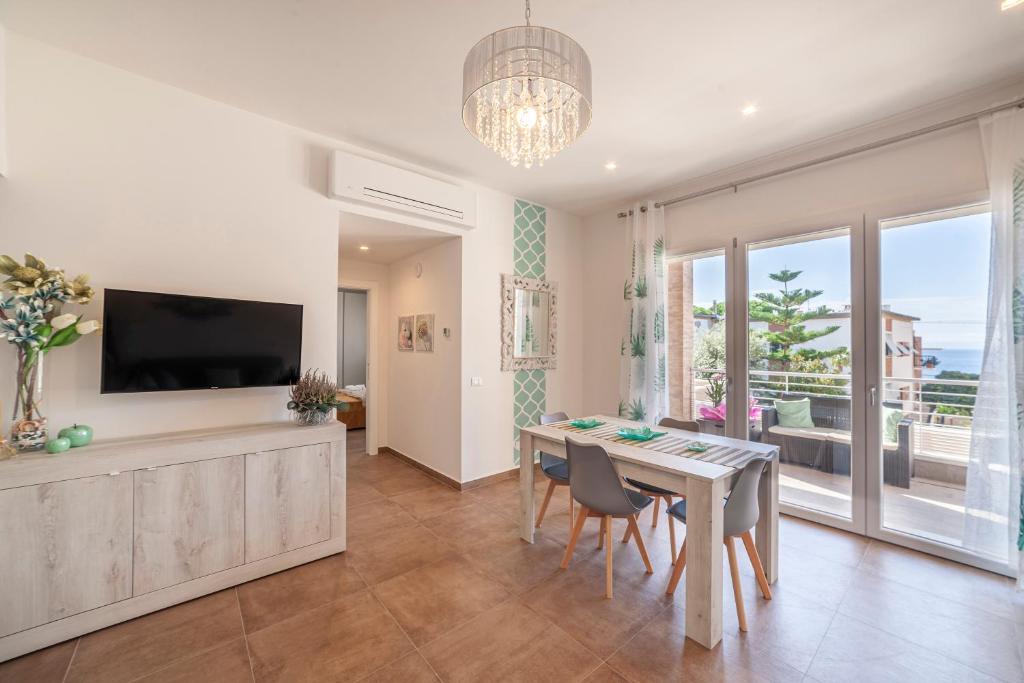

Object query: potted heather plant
[0,254,99,452]
[287,369,347,426]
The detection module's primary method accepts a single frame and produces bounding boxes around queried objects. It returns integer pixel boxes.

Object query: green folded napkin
[617,426,667,441]
[570,418,604,429]
[685,441,711,453]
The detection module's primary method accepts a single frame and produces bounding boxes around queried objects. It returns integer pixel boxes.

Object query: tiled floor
[3,430,1022,682]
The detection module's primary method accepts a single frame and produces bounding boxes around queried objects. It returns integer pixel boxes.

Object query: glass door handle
[869,386,877,406]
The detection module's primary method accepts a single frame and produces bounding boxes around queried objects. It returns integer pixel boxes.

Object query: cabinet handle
[108,471,121,477]
[145,467,158,471]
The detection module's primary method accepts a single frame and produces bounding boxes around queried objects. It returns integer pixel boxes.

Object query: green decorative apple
[58,423,93,448]
[45,437,71,454]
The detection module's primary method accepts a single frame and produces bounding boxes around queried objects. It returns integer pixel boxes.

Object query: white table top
[521,414,777,483]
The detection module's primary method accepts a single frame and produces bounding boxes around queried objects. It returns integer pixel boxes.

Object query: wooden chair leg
[627,515,653,574]
[740,530,773,600]
[620,520,632,543]
[666,540,686,595]
[667,514,677,563]
[567,489,574,536]
[651,496,661,528]
[598,515,607,549]
[535,479,556,528]
[604,515,614,599]
[726,536,747,632]
[560,505,589,569]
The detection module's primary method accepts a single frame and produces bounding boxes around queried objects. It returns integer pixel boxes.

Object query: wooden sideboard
[0,421,346,662]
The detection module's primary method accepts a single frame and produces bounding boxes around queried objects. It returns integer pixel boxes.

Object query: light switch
[470,376,483,386]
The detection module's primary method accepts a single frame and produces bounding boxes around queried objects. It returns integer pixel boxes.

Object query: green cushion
[774,398,815,428]
[883,406,904,443]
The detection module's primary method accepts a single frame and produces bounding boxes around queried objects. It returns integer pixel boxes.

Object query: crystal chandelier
[461,0,592,168]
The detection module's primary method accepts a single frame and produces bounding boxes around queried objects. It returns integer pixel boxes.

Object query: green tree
[693,301,725,318]
[692,322,769,375]
[749,269,847,371]
[922,370,979,419]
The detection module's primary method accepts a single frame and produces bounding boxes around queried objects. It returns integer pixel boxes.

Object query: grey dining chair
[534,411,573,534]
[621,417,698,562]
[664,455,773,631]
[560,436,654,598]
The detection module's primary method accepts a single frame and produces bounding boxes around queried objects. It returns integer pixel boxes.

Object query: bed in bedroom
[336,385,367,429]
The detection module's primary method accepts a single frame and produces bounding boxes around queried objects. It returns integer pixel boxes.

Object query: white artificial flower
[51,313,77,331]
[76,320,102,335]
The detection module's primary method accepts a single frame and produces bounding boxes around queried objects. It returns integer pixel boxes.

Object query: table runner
[548,419,764,469]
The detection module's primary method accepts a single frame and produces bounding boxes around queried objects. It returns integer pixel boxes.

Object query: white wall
[387,239,462,480]
[582,124,990,416]
[1,31,585,481]
[0,33,342,439]
[460,189,585,482]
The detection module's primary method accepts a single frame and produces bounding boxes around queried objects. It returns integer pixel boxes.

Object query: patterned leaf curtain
[619,202,667,424]
[966,108,1024,583]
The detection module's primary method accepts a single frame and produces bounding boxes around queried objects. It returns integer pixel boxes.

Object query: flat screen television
[101,289,303,394]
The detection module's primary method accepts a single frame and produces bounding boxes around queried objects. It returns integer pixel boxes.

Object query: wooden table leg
[520,431,535,543]
[684,476,725,649]
[754,458,779,584]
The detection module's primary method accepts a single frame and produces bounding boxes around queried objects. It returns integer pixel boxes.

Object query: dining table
[518,414,780,650]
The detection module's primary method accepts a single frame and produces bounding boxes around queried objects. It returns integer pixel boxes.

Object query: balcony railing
[689,367,977,470]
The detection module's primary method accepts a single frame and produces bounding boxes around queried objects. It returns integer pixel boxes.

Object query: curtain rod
[616,95,1024,217]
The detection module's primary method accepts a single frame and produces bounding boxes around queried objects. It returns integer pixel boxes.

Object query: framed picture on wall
[398,315,414,351]
[414,314,434,352]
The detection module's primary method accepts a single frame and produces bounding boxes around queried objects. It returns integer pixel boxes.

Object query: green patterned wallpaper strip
[513,198,547,465]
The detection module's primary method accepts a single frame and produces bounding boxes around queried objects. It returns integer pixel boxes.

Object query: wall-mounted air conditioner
[329,150,476,229]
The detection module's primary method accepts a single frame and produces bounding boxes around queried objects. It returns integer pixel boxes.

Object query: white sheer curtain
[964,108,1024,582]
[619,202,668,424]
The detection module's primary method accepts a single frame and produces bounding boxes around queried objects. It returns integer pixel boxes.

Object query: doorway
[336,288,369,440]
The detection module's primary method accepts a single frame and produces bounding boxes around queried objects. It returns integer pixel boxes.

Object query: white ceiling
[3,1,1024,215]
[339,212,455,265]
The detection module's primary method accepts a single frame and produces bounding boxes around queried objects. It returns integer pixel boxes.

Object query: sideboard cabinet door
[133,455,245,595]
[245,444,331,562]
[0,474,133,637]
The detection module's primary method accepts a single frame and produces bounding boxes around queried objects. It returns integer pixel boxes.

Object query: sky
[690,212,991,350]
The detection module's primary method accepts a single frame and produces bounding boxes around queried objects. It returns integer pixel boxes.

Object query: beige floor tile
[838,571,1024,681]
[65,590,243,683]
[347,497,419,543]
[420,600,601,682]
[372,555,511,645]
[246,590,412,682]
[361,651,440,682]
[0,639,77,683]
[462,535,570,594]
[390,483,479,521]
[779,515,869,567]
[607,603,803,683]
[237,554,366,633]
[859,540,1018,621]
[370,467,441,496]
[584,664,630,682]
[521,555,671,658]
[347,522,458,585]
[805,612,1002,683]
[420,503,522,554]
[348,478,387,508]
[134,638,252,683]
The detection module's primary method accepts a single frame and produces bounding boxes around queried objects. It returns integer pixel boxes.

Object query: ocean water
[920,348,983,377]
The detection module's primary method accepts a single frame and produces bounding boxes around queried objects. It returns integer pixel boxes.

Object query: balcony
[689,368,975,546]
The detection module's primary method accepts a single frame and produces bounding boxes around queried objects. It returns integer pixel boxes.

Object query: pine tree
[749,269,846,370]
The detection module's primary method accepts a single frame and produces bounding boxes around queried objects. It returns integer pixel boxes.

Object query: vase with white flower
[0,254,99,453]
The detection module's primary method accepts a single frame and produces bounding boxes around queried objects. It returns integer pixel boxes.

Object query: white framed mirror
[501,273,557,371]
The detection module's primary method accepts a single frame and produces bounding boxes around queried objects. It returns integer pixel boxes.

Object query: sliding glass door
[868,202,1010,573]
[744,229,858,523]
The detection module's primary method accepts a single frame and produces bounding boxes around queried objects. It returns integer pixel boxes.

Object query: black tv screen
[101,289,302,394]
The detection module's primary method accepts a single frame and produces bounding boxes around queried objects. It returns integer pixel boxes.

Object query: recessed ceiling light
[359,245,370,251]
[741,103,758,116]
[1002,0,1023,10]
[604,161,617,170]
